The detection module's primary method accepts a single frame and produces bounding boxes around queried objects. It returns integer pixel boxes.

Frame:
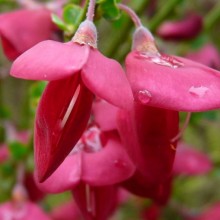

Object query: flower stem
[117,3,142,28]
[106,0,150,58]
[86,0,96,21]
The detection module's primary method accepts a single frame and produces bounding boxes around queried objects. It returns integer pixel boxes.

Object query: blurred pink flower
[0,8,58,61]
[157,14,203,40]
[173,142,212,176]
[186,44,220,70]
[0,201,50,220]
[196,203,220,220]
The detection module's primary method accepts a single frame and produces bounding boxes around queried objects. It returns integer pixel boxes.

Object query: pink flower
[186,44,220,70]
[129,26,220,112]
[37,125,135,193]
[157,14,203,40]
[0,8,58,61]
[0,144,9,163]
[10,20,133,181]
[0,201,50,220]
[196,203,220,220]
[173,142,212,176]
[37,125,134,220]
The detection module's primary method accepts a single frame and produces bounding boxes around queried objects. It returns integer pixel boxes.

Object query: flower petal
[10,41,89,80]
[35,75,94,182]
[126,52,220,111]
[72,183,118,220]
[81,49,133,110]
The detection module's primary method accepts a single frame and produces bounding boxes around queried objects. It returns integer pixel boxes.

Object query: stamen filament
[61,85,81,128]
[171,112,192,143]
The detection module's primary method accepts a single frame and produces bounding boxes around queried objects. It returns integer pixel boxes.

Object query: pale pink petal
[10,41,89,80]
[81,48,133,110]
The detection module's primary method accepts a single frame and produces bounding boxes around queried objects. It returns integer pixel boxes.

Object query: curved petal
[126,51,220,111]
[10,41,89,80]
[36,154,81,193]
[82,138,135,186]
[0,9,56,60]
[81,48,133,110]
[35,75,94,182]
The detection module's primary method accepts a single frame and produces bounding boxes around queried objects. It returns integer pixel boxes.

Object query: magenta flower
[10,20,133,182]
[0,8,58,61]
[173,142,212,176]
[0,144,9,163]
[157,14,203,40]
[37,125,134,220]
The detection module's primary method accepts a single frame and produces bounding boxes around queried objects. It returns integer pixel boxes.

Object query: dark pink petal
[35,75,94,182]
[173,142,212,176]
[0,201,50,220]
[10,41,89,81]
[50,201,81,220]
[118,105,179,185]
[81,48,133,110]
[37,138,135,193]
[0,9,57,61]
[24,173,45,202]
[122,172,172,205]
[197,203,220,220]
[186,44,220,70]
[92,100,119,131]
[126,52,220,111]
[157,14,203,40]
[72,183,118,220]
[141,204,161,220]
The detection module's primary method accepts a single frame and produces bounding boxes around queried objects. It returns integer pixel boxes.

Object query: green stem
[106,0,150,58]
[204,1,220,30]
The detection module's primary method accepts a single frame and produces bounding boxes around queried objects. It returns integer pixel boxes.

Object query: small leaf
[98,0,121,21]
[51,14,68,31]
[63,4,84,26]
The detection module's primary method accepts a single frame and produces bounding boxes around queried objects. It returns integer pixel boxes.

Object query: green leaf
[8,141,29,161]
[51,14,68,31]
[63,4,84,26]
[98,0,121,21]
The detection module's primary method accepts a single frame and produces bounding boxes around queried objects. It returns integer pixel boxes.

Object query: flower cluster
[1,0,220,219]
